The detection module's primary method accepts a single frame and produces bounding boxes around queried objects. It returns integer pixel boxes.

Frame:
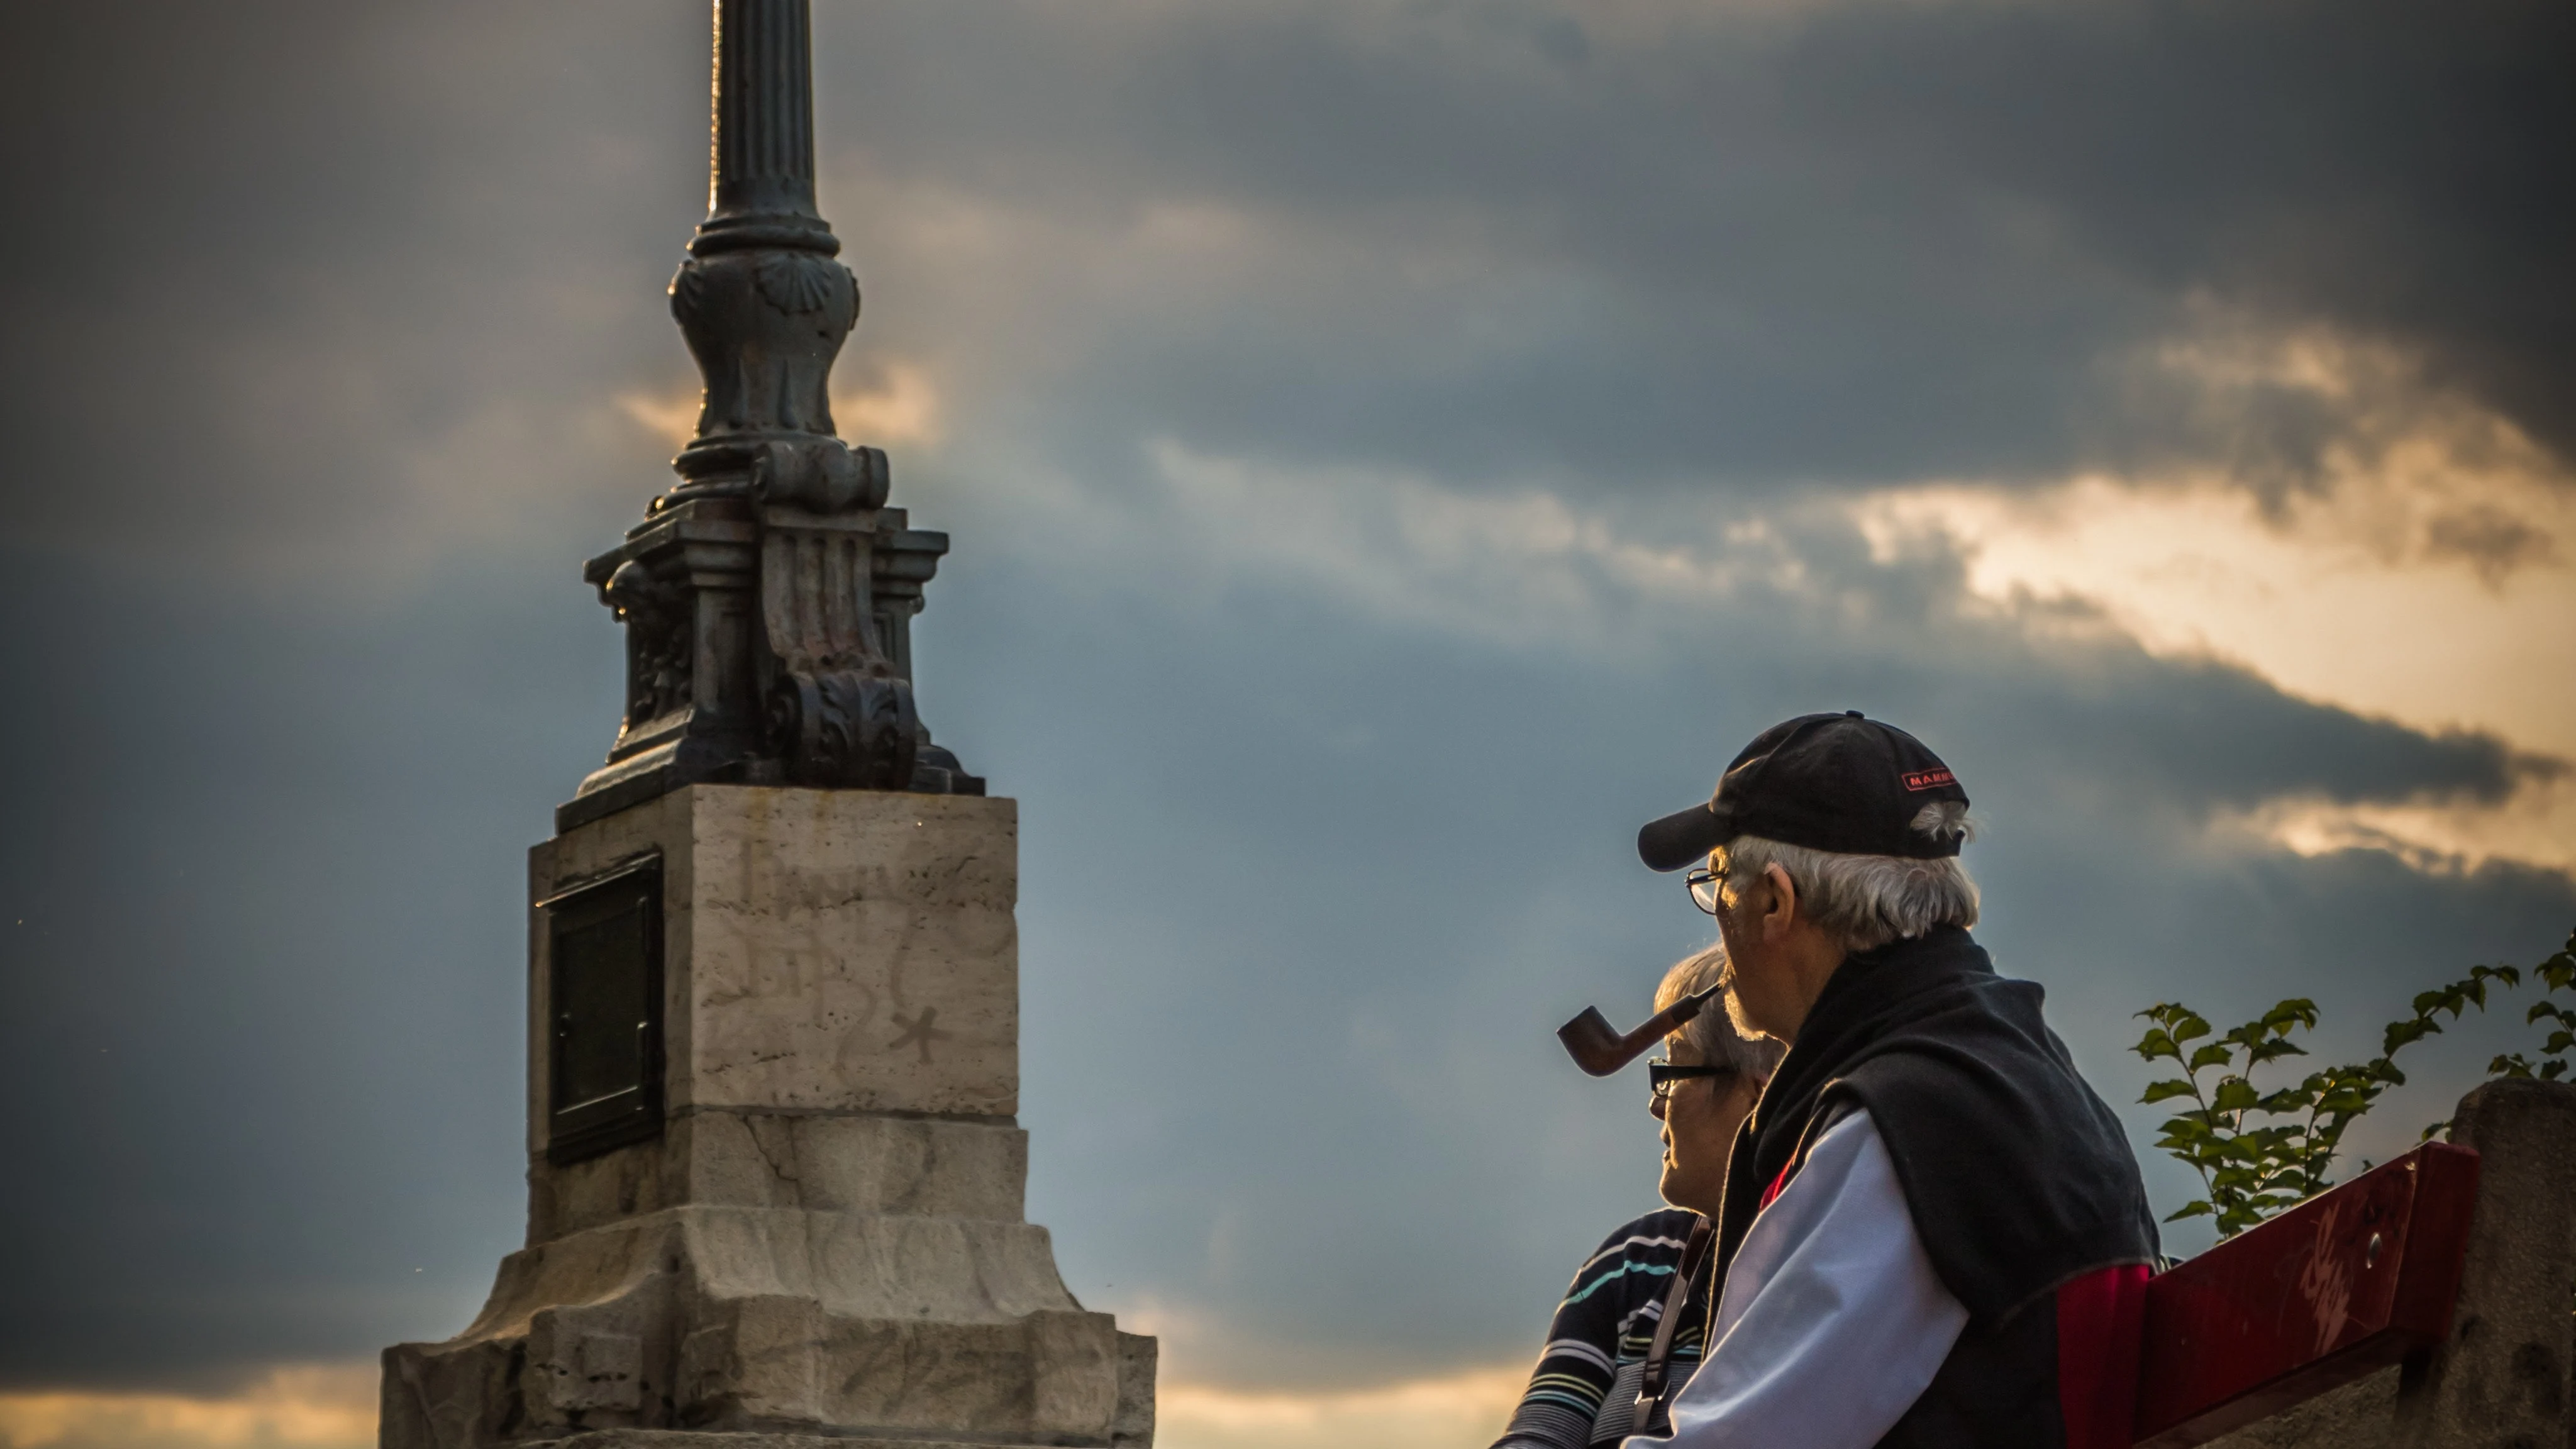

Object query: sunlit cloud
[0,1360,1531,1449]
[1851,468,2576,752]
[2214,774,2576,878]
[614,360,946,455]
[1158,1363,1528,1449]
[1850,322,2576,879]
[612,387,697,451]
[0,1366,374,1449]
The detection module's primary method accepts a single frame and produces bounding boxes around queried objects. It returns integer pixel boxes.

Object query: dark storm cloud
[6,0,2570,567]
[0,0,708,567]
[811,0,2576,493]
[2,0,2570,1399]
[1766,0,2576,469]
[0,547,619,1387]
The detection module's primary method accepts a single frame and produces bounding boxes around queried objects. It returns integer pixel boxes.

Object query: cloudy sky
[2,2,2571,1446]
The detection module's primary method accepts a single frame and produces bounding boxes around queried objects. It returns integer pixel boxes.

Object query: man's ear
[1761,862,1799,941]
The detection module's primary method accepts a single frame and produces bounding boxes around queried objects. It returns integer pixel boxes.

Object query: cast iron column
[564,0,977,831]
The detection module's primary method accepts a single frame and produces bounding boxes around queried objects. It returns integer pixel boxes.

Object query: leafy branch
[2133,963,2516,1238]
[2487,930,2576,1083]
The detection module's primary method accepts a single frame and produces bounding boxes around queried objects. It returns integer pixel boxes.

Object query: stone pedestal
[381,787,1154,1449]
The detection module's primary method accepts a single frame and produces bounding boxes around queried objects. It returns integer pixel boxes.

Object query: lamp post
[567,0,975,835]
[377,9,1153,1446]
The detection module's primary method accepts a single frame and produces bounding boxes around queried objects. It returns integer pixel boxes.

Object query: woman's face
[1652,1035,1763,1216]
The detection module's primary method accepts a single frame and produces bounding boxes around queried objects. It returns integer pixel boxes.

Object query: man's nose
[1649,1094,1668,1123]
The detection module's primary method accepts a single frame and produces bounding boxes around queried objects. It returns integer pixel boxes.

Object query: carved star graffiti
[887,1007,953,1063]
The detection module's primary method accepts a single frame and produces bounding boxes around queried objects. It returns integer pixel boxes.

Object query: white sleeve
[1629,1109,1969,1449]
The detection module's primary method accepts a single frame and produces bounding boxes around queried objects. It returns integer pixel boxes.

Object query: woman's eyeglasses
[1649,1060,1735,1101]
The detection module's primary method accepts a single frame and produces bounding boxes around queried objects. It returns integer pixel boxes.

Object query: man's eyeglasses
[1685,866,1727,915]
[1649,1060,1735,1101]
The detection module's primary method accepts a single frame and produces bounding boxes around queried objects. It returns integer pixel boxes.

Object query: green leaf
[2262,999,2319,1033]
[2211,1078,2260,1113]
[2187,1043,2234,1071]
[2383,1018,2437,1054]
[2140,1080,2197,1105]
[2163,1201,2214,1222]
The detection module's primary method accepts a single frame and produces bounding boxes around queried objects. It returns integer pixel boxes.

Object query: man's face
[1710,849,1791,1041]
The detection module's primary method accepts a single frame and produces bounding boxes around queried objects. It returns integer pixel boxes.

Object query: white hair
[1718,806,1980,952]
[1655,943,1785,1078]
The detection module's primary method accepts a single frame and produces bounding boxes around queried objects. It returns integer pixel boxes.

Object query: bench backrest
[2129,1144,2480,1448]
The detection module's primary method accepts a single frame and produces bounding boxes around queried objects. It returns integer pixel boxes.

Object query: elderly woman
[1490,943,1782,1449]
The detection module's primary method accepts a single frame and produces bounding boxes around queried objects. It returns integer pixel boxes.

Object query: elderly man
[1628,711,2157,1449]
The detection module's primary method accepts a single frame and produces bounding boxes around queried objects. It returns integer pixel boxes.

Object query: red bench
[2129,1144,2481,1447]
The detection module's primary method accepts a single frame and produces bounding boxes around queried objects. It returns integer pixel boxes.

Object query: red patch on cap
[1902,767,1957,791]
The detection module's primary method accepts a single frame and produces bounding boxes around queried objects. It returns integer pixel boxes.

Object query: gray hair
[1719,806,1980,952]
[1655,943,1785,1078]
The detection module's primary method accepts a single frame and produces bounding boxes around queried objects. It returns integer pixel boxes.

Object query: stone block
[387,1198,1150,1446]
[535,1435,1035,1449]
[532,1111,1028,1242]
[1028,1309,1121,1436]
[527,1315,645,1416]
[529,788,1018,1138]
[676,1295,825,1427]
[1112,1333,1158,1448]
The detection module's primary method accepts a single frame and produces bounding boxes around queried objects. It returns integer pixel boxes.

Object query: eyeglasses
[1649,1060,1735,1100]
[1685,866,1727,915]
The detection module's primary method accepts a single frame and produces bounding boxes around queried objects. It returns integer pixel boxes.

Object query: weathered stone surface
[533,1111,1029,1243]
[528,1434,1036,1449]
[529,787,1019,1143]
[384,787,1152,1449]
[2402,1078,2576,1449]
[2201,1077,2576,1449]
[2197,1362,2402,1449]
[680,788,1016,1117]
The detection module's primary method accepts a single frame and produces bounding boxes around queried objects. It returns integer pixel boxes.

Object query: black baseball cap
[1636,711,1970,872]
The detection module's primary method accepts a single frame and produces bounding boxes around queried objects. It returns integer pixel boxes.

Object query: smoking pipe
[1557,982,1724,1076]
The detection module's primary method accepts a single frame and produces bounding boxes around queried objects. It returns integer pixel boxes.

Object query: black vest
[1714,927,2158,1448]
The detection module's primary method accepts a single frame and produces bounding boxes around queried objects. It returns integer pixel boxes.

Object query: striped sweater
[1492,1208,1709,1449]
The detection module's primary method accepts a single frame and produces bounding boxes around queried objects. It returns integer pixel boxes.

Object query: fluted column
[708,0,821,230]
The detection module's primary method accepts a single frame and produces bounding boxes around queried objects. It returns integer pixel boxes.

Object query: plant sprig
[2133,963,2516,1238]
[2489,930,2576,1083]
